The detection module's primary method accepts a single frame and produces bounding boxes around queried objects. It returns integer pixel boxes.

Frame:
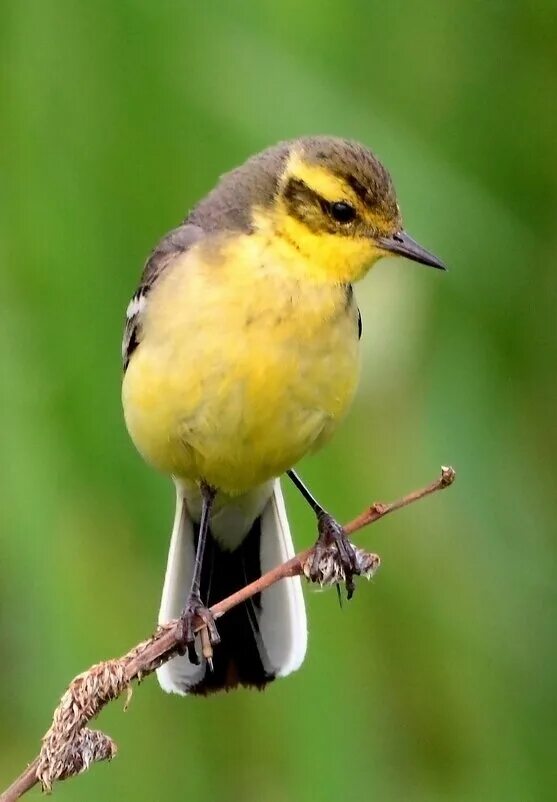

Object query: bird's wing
[122,223,204,370]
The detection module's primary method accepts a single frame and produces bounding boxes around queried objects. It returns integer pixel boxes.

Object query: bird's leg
[179,481,220,665]
[286,470,359,599]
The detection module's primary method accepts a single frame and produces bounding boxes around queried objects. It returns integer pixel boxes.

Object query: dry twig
[0,467,455,801]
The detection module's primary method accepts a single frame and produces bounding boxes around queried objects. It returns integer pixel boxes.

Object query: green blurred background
[1,2,556,800]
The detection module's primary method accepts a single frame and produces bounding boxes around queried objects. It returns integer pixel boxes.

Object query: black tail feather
[190,516,274,695]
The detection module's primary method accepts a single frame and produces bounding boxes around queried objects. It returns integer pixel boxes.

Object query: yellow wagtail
[122,136,445,695]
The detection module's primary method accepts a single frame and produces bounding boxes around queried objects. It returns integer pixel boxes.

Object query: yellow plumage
[122,226,361,494]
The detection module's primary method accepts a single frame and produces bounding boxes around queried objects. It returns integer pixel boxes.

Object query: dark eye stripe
[283,177,334,232]
[283,177,322,210]
[283,177,359,234]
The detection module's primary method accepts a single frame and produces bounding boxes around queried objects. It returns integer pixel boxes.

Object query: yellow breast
[122,232,361,493]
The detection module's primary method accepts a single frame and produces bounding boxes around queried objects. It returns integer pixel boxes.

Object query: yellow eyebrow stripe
[285,151,356,204]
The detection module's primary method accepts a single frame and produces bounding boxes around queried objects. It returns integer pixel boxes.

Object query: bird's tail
[156,480,307,695]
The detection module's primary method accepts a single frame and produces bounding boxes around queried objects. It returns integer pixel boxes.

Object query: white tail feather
[259,480,307,676]
[156,486,205,694]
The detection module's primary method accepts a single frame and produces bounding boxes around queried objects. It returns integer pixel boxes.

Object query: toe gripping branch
[179,594,220,667]
[303,513,381,599]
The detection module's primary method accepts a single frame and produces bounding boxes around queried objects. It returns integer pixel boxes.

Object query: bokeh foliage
[1,2,556,800]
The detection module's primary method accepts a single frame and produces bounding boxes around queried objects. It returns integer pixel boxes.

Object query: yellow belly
[122,236,360,494]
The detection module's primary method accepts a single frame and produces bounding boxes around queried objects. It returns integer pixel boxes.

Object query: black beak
[376,230,446,270]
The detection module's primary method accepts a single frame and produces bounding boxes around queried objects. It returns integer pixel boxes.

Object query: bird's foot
[308,513,359,599]
[178,593,220,666]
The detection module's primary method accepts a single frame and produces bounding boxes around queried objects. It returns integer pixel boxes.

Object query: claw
[311,513,359,598]
[179,593,220,665]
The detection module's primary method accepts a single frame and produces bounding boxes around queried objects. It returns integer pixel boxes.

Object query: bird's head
[262,136,445,283]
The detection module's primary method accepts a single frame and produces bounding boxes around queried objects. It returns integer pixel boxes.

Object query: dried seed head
[37,659,127,791]
[302,545,380,588]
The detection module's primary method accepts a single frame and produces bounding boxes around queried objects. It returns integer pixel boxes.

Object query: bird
[121,136,445,696]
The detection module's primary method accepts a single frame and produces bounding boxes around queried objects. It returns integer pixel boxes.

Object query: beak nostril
[392,233,404,243]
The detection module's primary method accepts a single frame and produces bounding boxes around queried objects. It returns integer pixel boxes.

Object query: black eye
[330,201,356,223]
